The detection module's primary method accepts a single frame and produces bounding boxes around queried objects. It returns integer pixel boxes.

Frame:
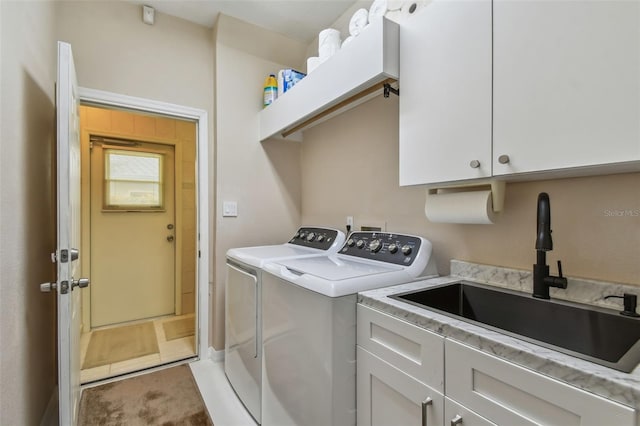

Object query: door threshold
[81,355,199,389]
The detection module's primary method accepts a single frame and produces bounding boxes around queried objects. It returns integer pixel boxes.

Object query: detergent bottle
[263,74,278,108]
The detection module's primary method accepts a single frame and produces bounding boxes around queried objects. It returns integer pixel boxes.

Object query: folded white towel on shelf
[349,8,369,37]
[369,0,388,21]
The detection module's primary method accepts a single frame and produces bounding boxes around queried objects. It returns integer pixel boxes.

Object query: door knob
[40,282,57,292]
[71,278,90,290]
[167,224,174,230]
[469,160,481,169]
[167,235,175,242]
[498,154,510,164]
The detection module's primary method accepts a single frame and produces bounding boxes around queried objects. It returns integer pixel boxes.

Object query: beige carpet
[78,364,213,426]
[83,322,159,369]
[163,318,195,341]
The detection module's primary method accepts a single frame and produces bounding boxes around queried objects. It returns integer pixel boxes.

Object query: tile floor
[190,358,257,426]
[80,313,197,383]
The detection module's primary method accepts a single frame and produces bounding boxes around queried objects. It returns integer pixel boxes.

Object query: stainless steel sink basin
[392,281,640,372]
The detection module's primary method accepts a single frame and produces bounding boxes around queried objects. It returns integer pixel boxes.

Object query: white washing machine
[225,227,346,424]
[261,231,438,426]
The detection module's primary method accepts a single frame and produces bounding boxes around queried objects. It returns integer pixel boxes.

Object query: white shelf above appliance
[259,17,400,142]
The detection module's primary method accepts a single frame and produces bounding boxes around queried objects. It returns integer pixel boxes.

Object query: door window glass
[104,149,164,210]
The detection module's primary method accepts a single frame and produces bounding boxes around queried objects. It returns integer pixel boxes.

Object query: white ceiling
[128,0,361,43]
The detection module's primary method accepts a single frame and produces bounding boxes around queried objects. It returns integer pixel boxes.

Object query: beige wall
[301,95,640,285]
[0,1,58,424]
[213,14,307,349]
[55,0,215,341]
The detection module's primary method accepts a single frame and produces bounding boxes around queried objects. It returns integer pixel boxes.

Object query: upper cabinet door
[493,0,640,176]
[399,0,492,186]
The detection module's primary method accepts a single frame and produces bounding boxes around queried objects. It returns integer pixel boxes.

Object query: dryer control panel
[288,227,341,251]
[340,232,423,266]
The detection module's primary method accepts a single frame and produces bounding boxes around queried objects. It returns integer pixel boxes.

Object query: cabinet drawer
[357,347,443,426]
[446,339,636,426]
[445,397,496,426]
[357,304,444,392]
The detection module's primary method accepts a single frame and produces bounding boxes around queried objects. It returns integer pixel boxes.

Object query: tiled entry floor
[80,313,196,383]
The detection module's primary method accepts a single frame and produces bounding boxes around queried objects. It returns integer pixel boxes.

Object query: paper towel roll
[349,8,369,37]
[425,190,496,224]
[307,56,321,74]
[318,28,341,60]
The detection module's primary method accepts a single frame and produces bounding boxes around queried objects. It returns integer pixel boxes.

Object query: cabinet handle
[498,154,510,164]
[421,397,432,426]
[469,160,481,169]
[450,414,463,426]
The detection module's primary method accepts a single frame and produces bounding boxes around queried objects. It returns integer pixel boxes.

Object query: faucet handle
[557,260,563,278]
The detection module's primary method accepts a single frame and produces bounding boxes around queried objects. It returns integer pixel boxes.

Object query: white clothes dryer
[260,231,437,426]
[225,227,345,424]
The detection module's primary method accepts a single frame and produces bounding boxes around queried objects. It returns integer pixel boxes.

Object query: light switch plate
[223,201,238,217]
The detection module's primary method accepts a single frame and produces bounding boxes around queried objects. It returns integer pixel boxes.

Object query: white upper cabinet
[493,0,640,176]
[399,0,492,186]
[400,0,639,186]
[259,18,399,141]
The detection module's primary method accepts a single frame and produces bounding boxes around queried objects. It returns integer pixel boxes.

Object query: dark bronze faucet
[533,192,568,299]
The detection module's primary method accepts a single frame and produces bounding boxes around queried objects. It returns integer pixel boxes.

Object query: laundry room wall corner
[212,14,306,350]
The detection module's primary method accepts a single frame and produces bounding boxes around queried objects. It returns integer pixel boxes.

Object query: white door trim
[79,87,210,359]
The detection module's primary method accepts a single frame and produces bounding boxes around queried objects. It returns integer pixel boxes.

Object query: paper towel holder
[427,179,506,213]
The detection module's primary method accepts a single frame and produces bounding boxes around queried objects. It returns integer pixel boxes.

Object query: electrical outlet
[346,216,354,227]
[359,220,387,232]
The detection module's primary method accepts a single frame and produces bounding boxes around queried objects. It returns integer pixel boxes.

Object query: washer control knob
[306,232,316,242]
[369,239,382,253]
[356,240,365,249]
[401,245,412,256]
[316,234,325,242]
[347,238,355,247]
[299,232,307,239]
[388,243,398,254]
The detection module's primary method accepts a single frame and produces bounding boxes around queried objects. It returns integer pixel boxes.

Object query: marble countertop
[358,260,640,410]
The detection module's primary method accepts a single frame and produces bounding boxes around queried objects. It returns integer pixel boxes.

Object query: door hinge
[198,250,201,258]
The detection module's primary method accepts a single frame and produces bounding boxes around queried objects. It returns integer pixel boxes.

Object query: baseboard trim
[208,346,224,362]
[40,386,59,426]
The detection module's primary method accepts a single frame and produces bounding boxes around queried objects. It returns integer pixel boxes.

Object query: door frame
[79,87,210,359]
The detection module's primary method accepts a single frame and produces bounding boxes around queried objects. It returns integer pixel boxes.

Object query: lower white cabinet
[357,304,444,392]
[357,346,444,426]
[446,339,636,426]
[356,304,637,426]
